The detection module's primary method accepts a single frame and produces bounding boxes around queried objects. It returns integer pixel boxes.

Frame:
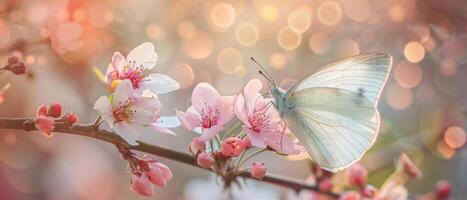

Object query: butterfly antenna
[250,57,276,86]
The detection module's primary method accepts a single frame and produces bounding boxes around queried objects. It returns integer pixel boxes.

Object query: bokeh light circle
[178,21,197,40]
[168,63,195,89]
[288,8,312,33]
[277,27,302,50]
[404,41,425,63]
[269,52,287,69]
[388,5,405,22]
[210,3,236,28]
[183,32,213,59]
[336,39,360,57]
[444,126,466,149]
[394,61,423,88]
[308,32,331,54]
[235,23,259,46]
[318,1,342,26]
[260,5,279,22]
[341,0,371,22]
[385,83,413,110]
[217,48,244,74]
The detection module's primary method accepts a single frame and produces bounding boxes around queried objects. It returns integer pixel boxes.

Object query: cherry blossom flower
[197,151,215,169]
[347,164,368,188]
[94,80,178,145]
[221,137,246,157]
[65,113,79,126]
[105,42,179,94]
[436,180,451,200]
[189,137,205,155]
[145,161,173,187]
[251,162,266,180]
[235,79,299,155]
[318,178,333,192]
[47,102,62,118]
[35,115,55,137]
[177,82,235,142]
[130,172,154,197]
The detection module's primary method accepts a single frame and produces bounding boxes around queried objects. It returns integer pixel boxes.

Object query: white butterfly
[258,53,392,172]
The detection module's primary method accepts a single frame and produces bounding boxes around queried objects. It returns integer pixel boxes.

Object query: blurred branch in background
[0,118,339,198]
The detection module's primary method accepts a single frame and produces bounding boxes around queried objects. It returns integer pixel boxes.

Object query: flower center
[248,105,271,133]
[120,65,146,89]
[200,104,219,128]
[113,99,135,122]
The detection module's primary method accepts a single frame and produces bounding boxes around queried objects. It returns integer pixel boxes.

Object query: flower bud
[65,113,79,126]
[7,55,20,65]
[37,105,48,116]
[221,137,245,157]
[146,161,173,187]
[436,180,451,200]
[242,137,252,149]
[189,137,205,155]
[47,102,62,118]
[35,116,55,137]
[251,162,266,180]
[197,151,214,169]
[319,178,333,192]
[130,172,154,197]
[5,61,27,75]
[347,164,367,187]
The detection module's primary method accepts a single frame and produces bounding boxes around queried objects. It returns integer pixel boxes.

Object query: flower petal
[126,42,158,70]
[176,110,200,131]
[132,107,154,125]
[93,96,115,125]
[111,52,126,73]
[217,95,235,125]
[155,116,180,128]
[114,122,142,146]
[244,79,264,111]
[244,128,266,148]
[150,126,176,135]
[265,131,300,155]
[141,73,180,94]
[199,124,223,142]
[191,83,221,113]
[113,79,134,106]
[234,94,250,125]
[130,173,154,197]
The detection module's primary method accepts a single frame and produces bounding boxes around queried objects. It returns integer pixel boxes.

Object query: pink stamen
[200,103,220,128]
[113,98,136,122]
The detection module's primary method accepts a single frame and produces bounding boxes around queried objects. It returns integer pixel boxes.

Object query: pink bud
[189,137,205,155]
[347,164,367,187]
[339,191,361,200]
[221,137,245,157]
[146,161,173,187]
[319,178,333,192]
[47,102,62,118]
[398,153,422,179]
[197,151,215,169]
[436,180,451,200]
[5,61,27,75]
[130,172,154,197]
[37,105,48,116]
[7,55,19,65]
[361,185,376,198]
[65,113,79,126]
[251,162,266,180]
[242,137,251,149]
[35,116,55,137]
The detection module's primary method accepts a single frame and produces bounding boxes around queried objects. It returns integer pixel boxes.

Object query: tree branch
[0,118,339,198]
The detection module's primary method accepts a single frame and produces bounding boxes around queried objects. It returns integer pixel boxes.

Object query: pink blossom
[47,102,62,118]
[221,137,246,157]
[436,180,451,200]
[35,116,55,137]
[130,172,154,197]
[177,82,234,142]
[398,153,422,179]
[65,113,79,126]
[361,185,376,198]
[235,79,299,155]
[251,162,266,180]
[339,191,361,200]
[189,137,205,155]
[105,42,179,94]
[37,105,48,116]
[197,151,215,169]
[347,164,367,187]
[319,178,333,192]
[146,161,173,187]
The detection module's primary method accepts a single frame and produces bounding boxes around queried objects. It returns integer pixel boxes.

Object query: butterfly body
[269,53,392,172]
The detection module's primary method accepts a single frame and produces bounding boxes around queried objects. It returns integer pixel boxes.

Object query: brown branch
[0,118,339,198]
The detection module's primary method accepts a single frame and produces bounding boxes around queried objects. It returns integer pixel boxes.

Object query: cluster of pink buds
[345,164,376,198]
[3,55,27,75]
[34,102,79,137]
[118,146,173,197]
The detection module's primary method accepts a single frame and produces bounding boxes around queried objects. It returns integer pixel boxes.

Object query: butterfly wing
[284,53,392,172]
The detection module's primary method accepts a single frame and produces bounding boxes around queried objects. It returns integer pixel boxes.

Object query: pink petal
[216,95,235,125]
[244,127,266,148]
[243,79,264,112]
[111,52,126,74]
[130,173,154,197]
[113,80,135,106]
[199,124,223,142]
[176,110,200,131]
[191,83,221,113]
[126,42,158,70]
[153,162,173,181]
[140,73,180,94]
[265,131,300,155]
[234,94,250,125]
[150,125,176,135]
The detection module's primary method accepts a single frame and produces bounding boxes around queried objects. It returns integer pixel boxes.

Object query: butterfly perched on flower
[254,53,392,172]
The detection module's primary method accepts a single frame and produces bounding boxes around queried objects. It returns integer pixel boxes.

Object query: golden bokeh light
[217,48,244,74]
[439,59,457,76]
[269,52,287,69]
[341,0,371,22]
[318,1,342,26]
[444,126,466,149]
[288,7,312,33]
[308,32,331,54]
[235,22,259,46]
[408,24,430,43]
[437,142,455,159]
[146,23,166,41]
[72,9,86,22]
[404,41,425,63]
[260,5,279,22]
[335,39,360,57]
[277,27,302,50]
[183,32,213,59]
[395,61,423,88]
[210,3,236,28]
[385,83,413,110]
[388,5,405,22]
[168,63,195,89]
[178,21,197,40]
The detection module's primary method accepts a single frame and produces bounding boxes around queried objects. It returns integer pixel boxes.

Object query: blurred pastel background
[0,0,465,199]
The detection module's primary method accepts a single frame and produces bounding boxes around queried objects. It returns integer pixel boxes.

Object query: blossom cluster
[34,102,79,137]
[177,79,301,179]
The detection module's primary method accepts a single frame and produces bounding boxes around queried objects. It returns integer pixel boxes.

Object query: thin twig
[0,118,339,198]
